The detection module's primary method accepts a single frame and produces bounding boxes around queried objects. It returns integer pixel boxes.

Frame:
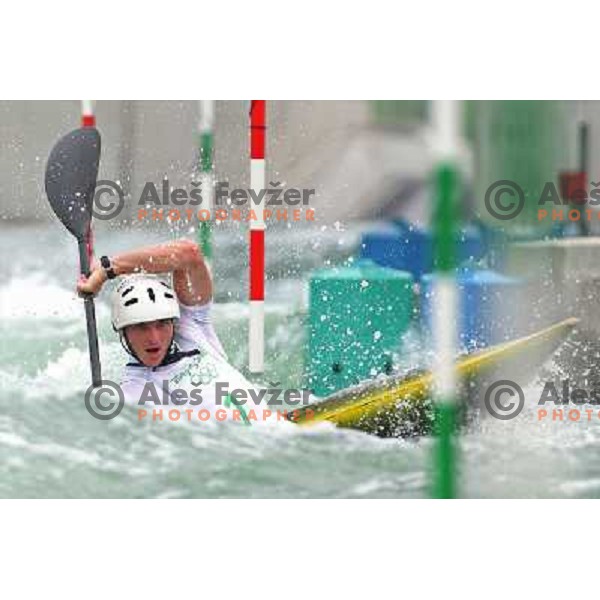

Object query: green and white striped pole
[197,100,214,260]
[431,101,461,499]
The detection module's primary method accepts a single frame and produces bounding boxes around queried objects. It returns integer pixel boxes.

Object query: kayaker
[76,239,272,424]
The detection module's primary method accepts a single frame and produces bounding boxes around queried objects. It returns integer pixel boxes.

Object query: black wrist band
[100,255,117,280]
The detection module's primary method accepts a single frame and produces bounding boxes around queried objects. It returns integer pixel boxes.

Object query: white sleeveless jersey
[119,303,274,425]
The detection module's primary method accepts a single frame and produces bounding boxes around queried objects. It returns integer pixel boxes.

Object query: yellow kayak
[289,317,579,435]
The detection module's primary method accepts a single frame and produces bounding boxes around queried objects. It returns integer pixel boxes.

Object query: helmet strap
[119,330,141,363]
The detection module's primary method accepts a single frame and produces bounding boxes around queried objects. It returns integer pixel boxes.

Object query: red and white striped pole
[81,100,96,266]
[249,100,266,373]
[81,100,96,128]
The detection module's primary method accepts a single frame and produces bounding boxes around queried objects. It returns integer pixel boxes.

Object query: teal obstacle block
[307,261,414,397]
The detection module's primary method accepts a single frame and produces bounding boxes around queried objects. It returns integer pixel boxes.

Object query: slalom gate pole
[81,101,96,266]
[197,100,214,258]
[431,101,461,499]
[249,100,266,373]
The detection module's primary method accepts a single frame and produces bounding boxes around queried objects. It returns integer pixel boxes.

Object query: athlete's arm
[76,240,212,306]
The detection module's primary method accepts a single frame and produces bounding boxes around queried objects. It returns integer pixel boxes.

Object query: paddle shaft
[78,237,102,387]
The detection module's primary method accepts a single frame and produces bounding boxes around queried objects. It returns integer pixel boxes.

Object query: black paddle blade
[44,127,101,240]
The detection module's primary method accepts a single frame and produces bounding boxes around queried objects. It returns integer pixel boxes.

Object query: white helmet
[111,275,180,331]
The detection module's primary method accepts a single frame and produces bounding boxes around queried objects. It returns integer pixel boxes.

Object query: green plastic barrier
[475,100,567,239]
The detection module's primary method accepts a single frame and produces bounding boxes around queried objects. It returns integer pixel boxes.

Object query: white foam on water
[350,472,425,496]
[0,431,28,449]
[559,477,600,496]
[0,272,109,322]
[28,441,104,467]
[0,430,141,480]
[0,430,100,467]
[0,338,128,412]
[211,300,297,321]
[154,488,187,499]
[0,347,94,402]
